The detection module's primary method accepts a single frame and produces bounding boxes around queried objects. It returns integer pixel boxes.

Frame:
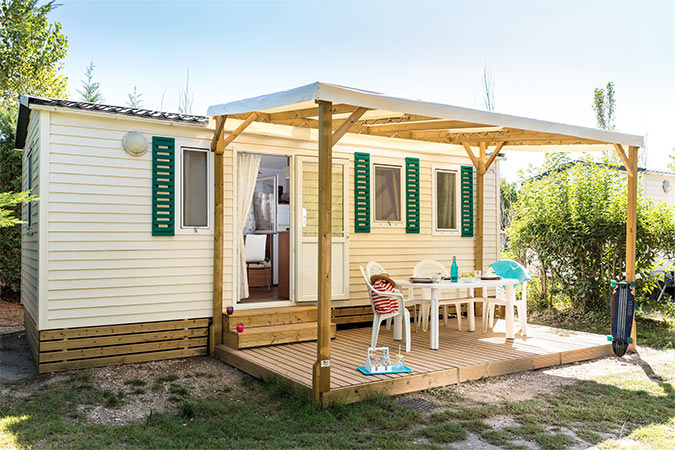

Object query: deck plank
[214,320,612,403]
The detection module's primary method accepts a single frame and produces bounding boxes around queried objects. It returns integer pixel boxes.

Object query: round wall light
[122,131,148,156]
[663,179,672,193]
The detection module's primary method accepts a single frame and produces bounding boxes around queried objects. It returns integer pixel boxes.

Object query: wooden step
[223,306,317,331]
[223,322,337,349]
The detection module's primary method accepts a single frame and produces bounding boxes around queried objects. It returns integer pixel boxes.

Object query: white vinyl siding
[33,111,500,328]
[225,121,501,308]
[643,173,675,206]
[21,110,41,325]
[44,111,218,329]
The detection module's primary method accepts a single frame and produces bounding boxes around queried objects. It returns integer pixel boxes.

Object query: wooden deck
[215,319,612,403]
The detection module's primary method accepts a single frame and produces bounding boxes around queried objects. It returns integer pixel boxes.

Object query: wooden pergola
[207,82,644,404]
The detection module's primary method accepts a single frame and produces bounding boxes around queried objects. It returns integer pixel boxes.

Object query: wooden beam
[268,104,358,122]
[410,129,604,145]
[613,144,635,177]
[626,145,638,351]
[332,107,368,146]
[210,149,224,354]
[462,143,481,170]
[364,119,492,133]
[313,100,332,404]
[483,142,505,174]
[358,114,437,126]
[211,116,226,151]
[217,112,259,153]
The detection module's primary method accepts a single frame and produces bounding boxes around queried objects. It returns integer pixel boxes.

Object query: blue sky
[51,0,675,179]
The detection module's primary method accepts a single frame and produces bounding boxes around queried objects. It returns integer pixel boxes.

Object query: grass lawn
[2,350,675,449]
[2,310,674,449]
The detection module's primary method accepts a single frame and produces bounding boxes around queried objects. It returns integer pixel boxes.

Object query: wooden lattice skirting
[27,317,209,373]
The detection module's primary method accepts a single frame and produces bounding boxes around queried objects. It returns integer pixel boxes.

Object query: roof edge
[14,95,210,149]
[207,82,319,116]
[208,82,644,148]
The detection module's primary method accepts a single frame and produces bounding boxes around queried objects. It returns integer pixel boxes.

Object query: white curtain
[237,153,262,299]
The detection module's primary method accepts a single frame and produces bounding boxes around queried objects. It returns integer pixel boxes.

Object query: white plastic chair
[245,234,271,291]
[482,266,529,336]
[360,266,411,352]
[365,262,390,328]
[365,261,429,331]
[412,260,472,331]
[365,261,386,279]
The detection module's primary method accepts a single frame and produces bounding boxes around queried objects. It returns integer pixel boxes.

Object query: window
[434,168,458,232]
[182,148,209,228]
[26,149,33,232]
[373,164,402,222]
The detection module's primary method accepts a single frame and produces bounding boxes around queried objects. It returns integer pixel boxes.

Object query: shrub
[509,156,675,314]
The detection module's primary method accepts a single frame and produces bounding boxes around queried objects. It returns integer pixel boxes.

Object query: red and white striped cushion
[371,279,400,315]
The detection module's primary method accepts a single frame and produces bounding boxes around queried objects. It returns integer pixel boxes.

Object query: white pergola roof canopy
[207,82,643,151]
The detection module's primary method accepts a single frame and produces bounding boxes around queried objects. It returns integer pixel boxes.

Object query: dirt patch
[434,347,675,404]
[0,300,24,334]
[74,357,244,425]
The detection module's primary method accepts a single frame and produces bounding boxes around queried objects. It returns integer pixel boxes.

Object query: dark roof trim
[14,95,209,149]
[15,97,30,149]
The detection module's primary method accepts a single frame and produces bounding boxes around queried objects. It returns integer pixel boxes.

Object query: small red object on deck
[236,323,244,333]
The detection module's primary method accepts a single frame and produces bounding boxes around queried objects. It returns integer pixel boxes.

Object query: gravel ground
[2,351,245,425]
[76,356,244,425]
[418,346,675,405]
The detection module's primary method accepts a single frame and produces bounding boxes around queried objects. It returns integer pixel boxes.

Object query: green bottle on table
[450,257,458,282]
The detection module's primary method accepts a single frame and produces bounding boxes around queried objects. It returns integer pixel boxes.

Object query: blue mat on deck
[357,365,413,375]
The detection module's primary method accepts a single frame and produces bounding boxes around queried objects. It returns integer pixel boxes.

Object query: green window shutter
[405,157,420,233]
[354,152,370,233]
[152,136,175,236]
[460,165,474,237]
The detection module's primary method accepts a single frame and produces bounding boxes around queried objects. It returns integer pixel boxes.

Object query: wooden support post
[313,100,332,404]
[210,120,226,355]
[475,142,486,297]
[626,145,638,351]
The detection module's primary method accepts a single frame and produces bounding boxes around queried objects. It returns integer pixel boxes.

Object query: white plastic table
[395,278,520,350]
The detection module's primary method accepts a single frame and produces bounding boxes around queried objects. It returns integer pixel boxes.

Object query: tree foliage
[668,149,675,173]
[509,156,675,314]
[0,0,67,299]
[126,85,143,108]
[593,81,616,131]
[499,178,517,232]
[0,190,36,227]
[77,61,103,103]
[0,108,25,298]
[0,0,68,109]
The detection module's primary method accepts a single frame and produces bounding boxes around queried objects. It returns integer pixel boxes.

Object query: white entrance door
[295,157,349,301]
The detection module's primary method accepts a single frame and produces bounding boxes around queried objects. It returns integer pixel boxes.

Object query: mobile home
[16,83,643,403]
[15,92,500,373]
